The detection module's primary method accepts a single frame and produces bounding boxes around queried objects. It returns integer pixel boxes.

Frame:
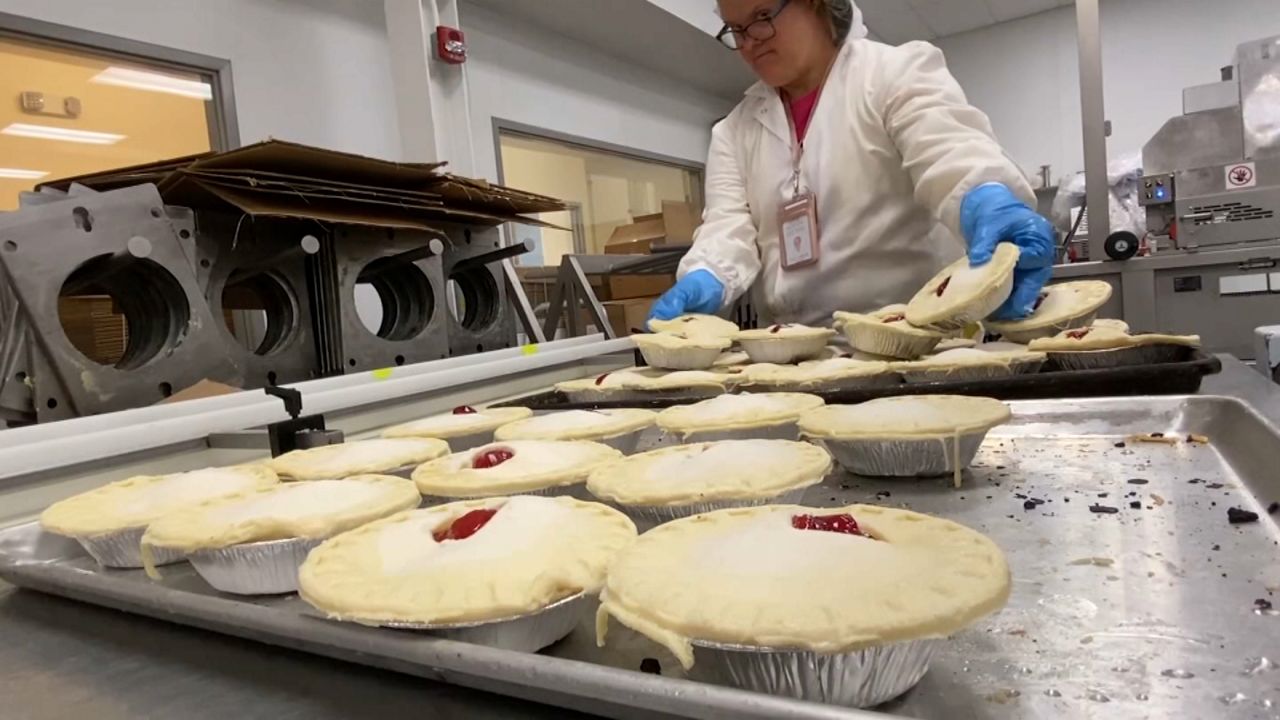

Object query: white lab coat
[680,38,1034,326]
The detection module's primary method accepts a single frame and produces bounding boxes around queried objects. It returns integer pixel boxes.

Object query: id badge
[778,192,819,270]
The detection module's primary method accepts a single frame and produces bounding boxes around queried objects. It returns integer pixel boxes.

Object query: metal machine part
[0,185,245,421]
[442,226,524,356]
[1141,36,1280,253]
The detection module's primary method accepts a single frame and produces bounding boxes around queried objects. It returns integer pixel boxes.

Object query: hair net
[815,0,868,43]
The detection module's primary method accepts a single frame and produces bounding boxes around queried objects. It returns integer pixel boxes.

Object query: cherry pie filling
[790,513,874,538]
[1066,328,1091,340]
[934,276,952,297]
[880,313,906,324]
[452,405,477,415]
[433,508,498,542]
[472,447,515,469]
[768,324,787,334]
[594,372,611,386]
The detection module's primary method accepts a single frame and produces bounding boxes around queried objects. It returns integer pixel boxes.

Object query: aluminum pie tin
[899,359,1043,385]
[843,326,941,361]
[1046,343,1187,371]
[737,336,830,364]
[187,536,324,595]
[675,421,801,444]
[444,429,498,452]
[688,636,939,708]
[420,481,595,506]
[636,344,724,371]
[343,592,589,653]
[815,431,989,478]
[747,373,903,395]
[994,311,1098,344]
[561,387,726,404]
[613,486,810,529]
[594,427,647,455]
[285,462,419,482]
[75,527,184,569]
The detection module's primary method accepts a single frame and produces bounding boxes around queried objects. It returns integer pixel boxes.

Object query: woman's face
[717,0,833,89]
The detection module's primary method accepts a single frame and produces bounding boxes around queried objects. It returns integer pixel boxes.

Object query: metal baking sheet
[497,350,1223,411]
[3,395,1279,719]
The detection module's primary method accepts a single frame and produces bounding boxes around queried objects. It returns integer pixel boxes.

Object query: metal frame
[0,10,240,150]
[1074,0,1110,254]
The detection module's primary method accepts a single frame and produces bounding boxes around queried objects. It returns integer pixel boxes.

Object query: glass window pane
[0,37,216,210]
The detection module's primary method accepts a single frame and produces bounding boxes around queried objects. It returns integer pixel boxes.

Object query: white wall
[935,0,1280,180]
[460,0,735,183]
[0,0,402,160]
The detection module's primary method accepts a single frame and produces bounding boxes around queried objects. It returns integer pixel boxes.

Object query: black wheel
[1105,231,1139,261]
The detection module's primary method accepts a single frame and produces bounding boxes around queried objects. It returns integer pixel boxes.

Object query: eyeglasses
[716,0,791,51]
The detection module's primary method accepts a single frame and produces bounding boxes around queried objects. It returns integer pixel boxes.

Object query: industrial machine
[1054,35,1280,361]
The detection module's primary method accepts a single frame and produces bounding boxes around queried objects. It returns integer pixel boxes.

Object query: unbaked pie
[267,438,450,481]
[412,439,623,499]
[1028,325,1200,370]
[656,392,825,442]
[892,344,1045,384]
[299,495,637,626]
[986,280,1113,342]
[734,324,837,364]
[382,406,533,450]
[834,304,945,360]
[493,409,656,454]
[738,357,898,393]
[586,440,831,524]
[648,313,740,340]
[40,464,279,568]
[141,475,422,594]
[906,244,1020,331]
[799,395,1010,482]
[596,505,1010,695]
[633,332,732,370]
[555,368,735,403]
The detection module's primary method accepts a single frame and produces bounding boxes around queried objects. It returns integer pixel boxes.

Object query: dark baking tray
[495,349,1223,410]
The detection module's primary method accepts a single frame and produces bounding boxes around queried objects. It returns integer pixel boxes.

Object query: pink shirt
[788,87,821,142]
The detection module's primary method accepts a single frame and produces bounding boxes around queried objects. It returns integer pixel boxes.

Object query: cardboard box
[661,200,700,245]
[604,202,701,253]
[604,297,659,337]
[606,274,674,301]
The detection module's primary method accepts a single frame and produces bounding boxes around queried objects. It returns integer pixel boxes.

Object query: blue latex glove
[961,183,1057,321]
[647,269,725,324]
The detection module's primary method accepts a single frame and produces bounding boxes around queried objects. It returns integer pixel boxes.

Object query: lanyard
[781,56,839,199]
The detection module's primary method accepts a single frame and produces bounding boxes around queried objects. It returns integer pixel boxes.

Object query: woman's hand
[647,270,726,324]
[961,183,1056,320]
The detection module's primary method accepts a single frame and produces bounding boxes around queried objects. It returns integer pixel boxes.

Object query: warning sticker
[1225,162,1257,190]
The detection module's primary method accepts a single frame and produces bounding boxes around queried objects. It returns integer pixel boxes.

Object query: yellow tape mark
[371,368,393,380]
[521,344,539,356]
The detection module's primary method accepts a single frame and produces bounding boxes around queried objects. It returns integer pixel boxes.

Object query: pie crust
[596,504,1010,668]
[656,392,826,436]
[834,305,944,360]
[493,409,656,442]
[556,368,734,402]
[633,332,733,371]
[712,350,751,368]
[892,345,1046,383]
[268,438,451,481]
[299,495,637,625]
[412,440,623,498]
[799,395,1011,439]
[141,475,422,552]
[647,314,740,340]
[986,280,1113,343]
[40,465,279,538]
[382,407,533,440]
[906,244,1020,331]
[735,324,837,364]
[1027,325,1200,352]
[586,440,831,507]
[738,357,896,392]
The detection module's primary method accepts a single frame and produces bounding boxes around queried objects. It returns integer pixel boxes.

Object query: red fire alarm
[436,26,467,64]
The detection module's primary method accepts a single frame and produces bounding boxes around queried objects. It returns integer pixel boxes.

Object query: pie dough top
[1027,325,1201,352]
[556,368,733,395]
[633,332,732,352]
[586,440,832,506]
[299,495,637,625]
[142,475,422,551]
[987,281,1113,334]
[933,337,978,352]
[268,438,450,481]
[894,345,1045,371]
[906,244,1020,327]
[382,407,533,439]
[656,393,825,434]
[712,351,751,368]
[40,465,279,538]
[647,314,740,340]
[735,324,837,342]
[800,395,1010,439]
[493,409,656,442]
[833,304,943,339]
[412,440,623,497]
[597,504,1010,668]
[739,357,893,387]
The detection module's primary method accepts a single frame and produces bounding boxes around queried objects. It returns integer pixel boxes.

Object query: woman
[650,0,1054,326]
